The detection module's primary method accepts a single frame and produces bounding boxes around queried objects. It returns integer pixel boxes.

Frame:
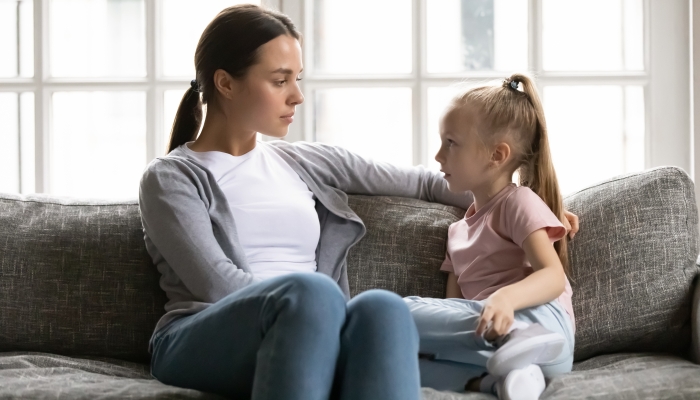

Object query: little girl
[405,74,576,400]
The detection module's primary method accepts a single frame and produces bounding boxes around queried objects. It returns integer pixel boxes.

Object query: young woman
[139,5,578,399]
[406,74,577,400]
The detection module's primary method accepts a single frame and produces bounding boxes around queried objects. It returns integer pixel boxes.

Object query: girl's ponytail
[509,74,569,275]
[167,83,203,154]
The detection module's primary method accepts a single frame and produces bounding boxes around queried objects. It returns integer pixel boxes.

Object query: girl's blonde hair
[452,73,569,275]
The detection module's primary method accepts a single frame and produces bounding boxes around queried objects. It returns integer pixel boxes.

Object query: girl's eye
[276,80,286,86]
[296,77,303,82]
[446,139,454,147]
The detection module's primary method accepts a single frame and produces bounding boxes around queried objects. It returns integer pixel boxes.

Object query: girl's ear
[490,142,511,167]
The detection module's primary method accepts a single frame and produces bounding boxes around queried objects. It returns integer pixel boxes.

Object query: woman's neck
[189,108,257,156]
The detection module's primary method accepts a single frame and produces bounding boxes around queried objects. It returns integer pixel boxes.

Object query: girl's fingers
[476,311,492,335]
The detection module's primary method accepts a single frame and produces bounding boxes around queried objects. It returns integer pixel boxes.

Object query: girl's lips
[281,116,294,123]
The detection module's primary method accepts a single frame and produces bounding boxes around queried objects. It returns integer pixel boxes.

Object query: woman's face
[224,34,304,138]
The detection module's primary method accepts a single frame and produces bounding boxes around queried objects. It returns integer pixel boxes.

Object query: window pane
[0,0,33,78]
[544,85,645,196]
[162,1,260,77]
[0,91,33,194]
[427,85,469,170]
[49,0,146,77]
[315,88,413,166]
[542,0,643,71]
[427,0,528,73]
[314,0,411,74]
[0,93,19,193]
[164,89,187,153]
[51,92,146,198]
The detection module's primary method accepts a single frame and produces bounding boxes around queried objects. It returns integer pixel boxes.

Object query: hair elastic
[190,79,201,93]
[509,80,519,90]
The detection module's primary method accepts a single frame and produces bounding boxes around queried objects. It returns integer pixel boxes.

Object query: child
[405,74,576,400]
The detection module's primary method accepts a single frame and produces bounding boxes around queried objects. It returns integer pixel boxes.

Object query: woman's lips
[281,115,294,124]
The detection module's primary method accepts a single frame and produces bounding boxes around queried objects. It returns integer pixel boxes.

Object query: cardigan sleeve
[139,159,260,304]
[278,140,473,210]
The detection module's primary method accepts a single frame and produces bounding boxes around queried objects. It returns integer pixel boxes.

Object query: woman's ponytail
[510,74,569,276]
[167,85,203,154]
[165,4,301,155]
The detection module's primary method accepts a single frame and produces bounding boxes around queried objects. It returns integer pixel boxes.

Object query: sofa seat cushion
[0,352,224,399]
[421,353,700,400]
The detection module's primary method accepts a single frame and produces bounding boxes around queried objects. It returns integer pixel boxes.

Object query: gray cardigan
[138,140,473,353]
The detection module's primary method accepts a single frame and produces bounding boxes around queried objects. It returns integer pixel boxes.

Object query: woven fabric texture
[0,194,166,364]
[1,352,699,399]
[346,195,464,298]
[562,167,699,361]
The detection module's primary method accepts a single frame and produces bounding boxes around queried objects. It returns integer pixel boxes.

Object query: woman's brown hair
[453,73,569,275]
[167,4,301,154]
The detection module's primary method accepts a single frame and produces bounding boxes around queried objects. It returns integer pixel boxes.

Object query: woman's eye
[296,77,303,82]
[276,80,286,86]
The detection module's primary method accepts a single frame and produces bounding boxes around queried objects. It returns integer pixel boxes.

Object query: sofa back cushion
[347,167,699,361]
[0,194,163,364]
[346,196,463,298]
[562,167,699,361]
[0,166,697,364]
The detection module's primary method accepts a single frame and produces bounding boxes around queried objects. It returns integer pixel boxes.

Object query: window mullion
[529,0,543,93]
[414,0,423,167]
[146,0,158,161]
[33,0,48,193]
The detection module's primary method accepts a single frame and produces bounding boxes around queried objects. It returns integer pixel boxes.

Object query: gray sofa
[1,166,699,399]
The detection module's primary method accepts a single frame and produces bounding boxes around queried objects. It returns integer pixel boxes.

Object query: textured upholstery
[346,195,464,299]
[0,194,164,364]
[0,166,699,399]
[563,167,699,360]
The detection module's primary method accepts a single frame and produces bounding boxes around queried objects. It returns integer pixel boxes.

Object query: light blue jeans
[151,273,421,400]
[404,296,575,393]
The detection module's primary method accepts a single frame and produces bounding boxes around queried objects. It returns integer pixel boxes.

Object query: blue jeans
[404,297,575,393]
[150,273,421,400]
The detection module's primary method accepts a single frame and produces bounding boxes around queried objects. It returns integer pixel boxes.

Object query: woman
[139,4,578,399]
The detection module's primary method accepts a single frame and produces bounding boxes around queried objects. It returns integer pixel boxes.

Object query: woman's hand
[476,291,515,340]
[562,210,579,239]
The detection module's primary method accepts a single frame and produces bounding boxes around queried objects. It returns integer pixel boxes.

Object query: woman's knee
[275,273,347,324]
[349,290,417,334]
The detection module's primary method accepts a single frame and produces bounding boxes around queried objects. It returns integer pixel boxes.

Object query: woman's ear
[213,69,235,99]
[490,142,511,167]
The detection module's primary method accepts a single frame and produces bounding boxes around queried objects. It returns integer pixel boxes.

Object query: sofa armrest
[694,268,700,363]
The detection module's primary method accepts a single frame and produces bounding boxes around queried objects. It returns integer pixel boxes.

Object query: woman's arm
[476,228,565,336]
[139,159,260,304]
[277,141,474,209]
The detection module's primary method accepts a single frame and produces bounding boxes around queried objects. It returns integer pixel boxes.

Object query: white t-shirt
[181,140,320,280]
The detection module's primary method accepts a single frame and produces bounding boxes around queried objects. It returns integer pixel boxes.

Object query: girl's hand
[476,291,515,339]
[563,210,579,239]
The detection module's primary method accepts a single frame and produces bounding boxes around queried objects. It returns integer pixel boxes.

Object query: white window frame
[277,0,691,177]
[0,0,691,195]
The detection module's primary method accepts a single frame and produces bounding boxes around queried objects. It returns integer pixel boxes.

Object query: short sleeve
[440,251,454,273]
[504,187,567,248]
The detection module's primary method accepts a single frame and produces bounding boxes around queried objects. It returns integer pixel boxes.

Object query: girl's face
[225,34,304,138]
[434,105,493,193]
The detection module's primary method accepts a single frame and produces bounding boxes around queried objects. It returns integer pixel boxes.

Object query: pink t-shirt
[441,183,575,331]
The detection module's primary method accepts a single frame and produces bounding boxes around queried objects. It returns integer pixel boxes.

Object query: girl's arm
[476,228,566,336]
[445,272,464,298]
